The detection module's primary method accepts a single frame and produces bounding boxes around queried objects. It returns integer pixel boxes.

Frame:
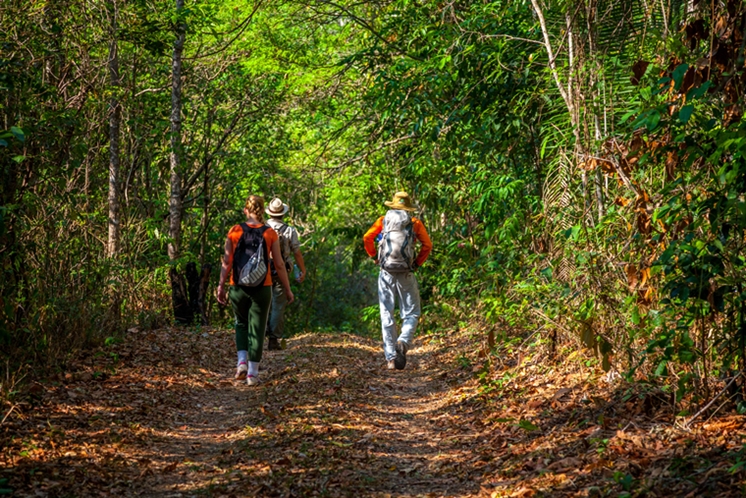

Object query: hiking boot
[235,362,248,381]
[268,337,281,351]
[246,375,261,386]
[394,341,408,370]
[387,359,396,370]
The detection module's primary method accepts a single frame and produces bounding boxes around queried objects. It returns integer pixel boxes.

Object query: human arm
[412,218,433,267]
[293,249,306,283]
[363,217,384,260]
[217,236,233,305]
[271,239,294,304]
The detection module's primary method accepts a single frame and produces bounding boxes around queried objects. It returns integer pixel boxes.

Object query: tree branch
[529,0,571,110]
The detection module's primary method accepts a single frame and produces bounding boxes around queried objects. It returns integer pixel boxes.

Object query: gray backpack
[378,210,416,273]
[270,222,293,277]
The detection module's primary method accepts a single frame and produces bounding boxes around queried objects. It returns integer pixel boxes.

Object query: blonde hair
[244,195,265,223]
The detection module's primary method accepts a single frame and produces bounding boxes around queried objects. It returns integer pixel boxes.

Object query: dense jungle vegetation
[3,0,746,416]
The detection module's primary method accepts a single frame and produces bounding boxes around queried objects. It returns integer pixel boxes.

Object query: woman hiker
[217,195,294,385]
[363,191,432,370]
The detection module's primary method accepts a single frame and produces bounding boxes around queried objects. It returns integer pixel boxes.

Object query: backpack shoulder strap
[234,223,249,251]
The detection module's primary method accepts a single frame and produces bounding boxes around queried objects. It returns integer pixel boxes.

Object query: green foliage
[2,0,746,413]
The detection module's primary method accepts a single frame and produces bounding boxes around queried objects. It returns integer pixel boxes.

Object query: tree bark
[184,262,212,325]
[168,0,186,261]
[106,0,121,258]
[168,0,188,325]
[170,267,193,324]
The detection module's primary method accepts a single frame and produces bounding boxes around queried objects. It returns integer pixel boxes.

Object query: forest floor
[2,324,746,497]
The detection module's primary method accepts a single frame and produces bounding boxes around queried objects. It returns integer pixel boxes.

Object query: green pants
[229,285,272,362]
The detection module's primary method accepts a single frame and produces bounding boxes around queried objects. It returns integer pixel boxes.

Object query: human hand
[217,284,228,305]
[285,289,295,304]
[298,271,306,283]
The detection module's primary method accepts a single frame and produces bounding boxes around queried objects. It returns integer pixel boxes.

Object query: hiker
[363,191,432,370]
[217,195,294,386]
[265,197,306,350]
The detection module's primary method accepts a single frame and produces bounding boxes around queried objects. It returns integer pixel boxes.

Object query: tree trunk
[185,262,212,325]
[169,0,188,325]
[170,267,193,324]
[198,264,212,325]
[106,0,121,258]
[168,0,186,261]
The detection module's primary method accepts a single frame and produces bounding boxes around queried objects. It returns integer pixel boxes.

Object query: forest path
[4,325,746,497]
[2,327,490,497]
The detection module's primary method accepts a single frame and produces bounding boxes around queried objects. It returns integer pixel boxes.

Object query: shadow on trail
[3,330,482,497]
[6,328,742,497]
[186,335,484,497]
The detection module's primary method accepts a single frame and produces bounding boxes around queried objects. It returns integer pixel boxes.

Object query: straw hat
[384,191,418,212]
[266,197,289,216]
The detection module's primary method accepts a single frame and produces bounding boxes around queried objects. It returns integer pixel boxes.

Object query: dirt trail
[3,326,746,497]
[1,328,486,497]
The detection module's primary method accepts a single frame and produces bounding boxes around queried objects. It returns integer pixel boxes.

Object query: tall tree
[106,0,121,258]
[168,0,186,261]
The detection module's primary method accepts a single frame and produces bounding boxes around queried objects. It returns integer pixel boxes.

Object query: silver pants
[378,269,420,360]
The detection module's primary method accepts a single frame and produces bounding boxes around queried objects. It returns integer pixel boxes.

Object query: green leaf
[672,64,689,91]
[654,360,668,376]
[517,419,539,431]
[679,105,694,124]
[10,126,24,142]
[687,81,711,99]
[620,110,636,123]
[647,110,661,131]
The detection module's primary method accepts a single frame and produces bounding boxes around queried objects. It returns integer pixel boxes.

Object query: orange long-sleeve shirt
[363,215,432,267]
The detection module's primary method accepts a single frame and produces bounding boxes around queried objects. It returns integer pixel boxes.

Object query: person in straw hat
[363,191,432,370]
[264,197,306,350]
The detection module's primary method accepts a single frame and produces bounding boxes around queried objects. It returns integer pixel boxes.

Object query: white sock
[237,350,248,367]
[248,361,259,377]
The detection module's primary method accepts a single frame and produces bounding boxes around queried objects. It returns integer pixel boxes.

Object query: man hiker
[265,197,306,350]
[363,191,432,370]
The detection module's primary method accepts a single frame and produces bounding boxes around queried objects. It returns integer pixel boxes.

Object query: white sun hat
[266,197,290,216]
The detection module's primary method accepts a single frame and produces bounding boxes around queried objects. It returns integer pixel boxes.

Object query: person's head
[265,198,290,219]
[244,195,265,222]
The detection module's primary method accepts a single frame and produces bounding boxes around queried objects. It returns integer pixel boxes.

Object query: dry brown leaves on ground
[1,326,746,497]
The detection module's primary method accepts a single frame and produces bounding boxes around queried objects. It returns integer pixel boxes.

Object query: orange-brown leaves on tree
[626,263,638,290]
[614,196,630,207]
[637,286,655,305]
[599,159,615,174]
[630,60,649,86]
[666,150,678,181]
[680,67,699,94]
[635,191,652,237]
[714,15,731,39]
